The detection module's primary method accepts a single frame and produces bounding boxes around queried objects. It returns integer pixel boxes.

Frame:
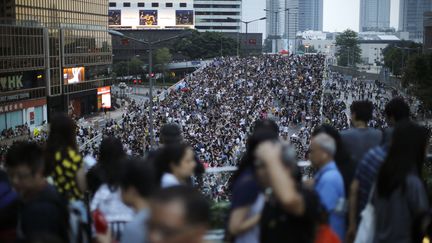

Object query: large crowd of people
[0,54,432,243]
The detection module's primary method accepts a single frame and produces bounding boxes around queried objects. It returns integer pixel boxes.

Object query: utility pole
[109,30,191,152]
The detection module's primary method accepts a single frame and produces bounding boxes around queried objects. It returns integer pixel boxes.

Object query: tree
[113,61,128,77]
[128,57,144,75]
[382,40,422,76]
[402,53,432,108]
[155,47,173,84]
[155,47,172,70]
[335,29,361,67]
[173,30,237,59]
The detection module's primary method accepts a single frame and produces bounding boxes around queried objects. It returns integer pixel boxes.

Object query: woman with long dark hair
[227,119,279,243]
[90,137,133,242]
[45,113,86,201]
[87,137,126,195]
[374,121,429,243]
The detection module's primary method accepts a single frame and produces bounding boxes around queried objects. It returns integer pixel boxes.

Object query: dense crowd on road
[0,124,30,140]
[1,54,432,243]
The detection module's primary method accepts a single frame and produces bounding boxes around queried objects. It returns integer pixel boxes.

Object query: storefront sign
[0,103,24,113]
[0,98,46,114]
[97,86,111,109]
[0,92,30,103]
[0,75,23,91]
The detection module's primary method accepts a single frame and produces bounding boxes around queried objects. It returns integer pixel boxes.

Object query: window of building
[166,2,173,7]
[123,2,131,7]
[6,111,23,129]
[138,2,145,7]
[180,3,187,7]
[152,3,159,7]
[109,2,116,7]
[34,106,43,126]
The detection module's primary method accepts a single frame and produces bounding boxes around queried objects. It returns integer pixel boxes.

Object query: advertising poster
[176,10,194,25]
[63,67,85,84]
[139,10,158,26]
[109,10,121,25]
[97,86,111,109]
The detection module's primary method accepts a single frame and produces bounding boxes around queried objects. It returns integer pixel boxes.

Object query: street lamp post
[227,17,266,56]
[227,17,266,78]
[284,7,298,53]
[108,30,191,152]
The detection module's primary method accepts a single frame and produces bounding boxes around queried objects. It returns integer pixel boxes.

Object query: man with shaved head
[309,133,346,241]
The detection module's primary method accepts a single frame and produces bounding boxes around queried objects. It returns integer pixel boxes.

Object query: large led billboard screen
[176,10,194,25]
[63,67,85,84]
[97,86,111,109]
[139,10,158,26]
[109,10,121,25]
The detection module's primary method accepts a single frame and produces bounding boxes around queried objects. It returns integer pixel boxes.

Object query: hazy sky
[242,0,400,35]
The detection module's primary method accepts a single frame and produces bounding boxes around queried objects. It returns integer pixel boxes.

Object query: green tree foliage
[155,47,173,72]
[382,41,422,76]
[335,29,361,66]
[173,30,238,59]
[402,53,432,108]
[128,57,144,75]
[113,61,128,77]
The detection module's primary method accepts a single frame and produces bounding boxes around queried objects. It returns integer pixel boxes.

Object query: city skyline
[359,0,391,32]
[243,0,401,35]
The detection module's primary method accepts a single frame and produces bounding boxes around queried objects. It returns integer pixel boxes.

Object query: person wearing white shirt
[155,143,197,188]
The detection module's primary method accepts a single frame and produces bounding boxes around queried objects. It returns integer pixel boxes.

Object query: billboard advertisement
[109,10,121,25]
[63,67,85,84]
[176,10,194,25]
[139,10,158,26]
[97,86,111,109]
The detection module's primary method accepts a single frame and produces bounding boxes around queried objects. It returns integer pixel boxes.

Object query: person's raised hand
[255,141,282,165]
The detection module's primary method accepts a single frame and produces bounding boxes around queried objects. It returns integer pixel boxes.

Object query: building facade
[298,0,323,32]
[266,0,282,53]
[424,12,432,53]
[359,0,391,32]
[108,0,195,29]
[0,0,112,131]
[194,0,241,32]
[399,0,432,42]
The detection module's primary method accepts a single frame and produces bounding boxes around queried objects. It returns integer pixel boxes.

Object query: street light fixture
[109,30,192,152]
[227,16,266,56]
[227,17,266,77]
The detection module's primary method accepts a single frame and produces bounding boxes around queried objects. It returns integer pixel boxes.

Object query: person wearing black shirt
[5,142,69,243]
[254,141,320,243]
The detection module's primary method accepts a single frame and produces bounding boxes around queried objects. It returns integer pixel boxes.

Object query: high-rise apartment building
[0,0,112,130]
[399,0,432,42]
[194,0,241,32]
[359,0,391,32]
[424,12,432,52]
[298,0,323,32]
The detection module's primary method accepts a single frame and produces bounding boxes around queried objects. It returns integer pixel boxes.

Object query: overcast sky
[242,0,400,36]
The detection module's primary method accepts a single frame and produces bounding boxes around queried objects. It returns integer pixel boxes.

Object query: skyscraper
[194,0,242,32]
[284,0,299,40]
[266,0,281,39]
[298,0,323,32]
[359,0,391,32]
[399,0,432,42]
[266,0,281,52]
